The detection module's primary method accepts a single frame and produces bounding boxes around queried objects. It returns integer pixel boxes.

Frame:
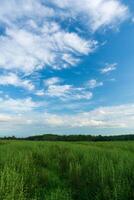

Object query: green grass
[0,141,134,200]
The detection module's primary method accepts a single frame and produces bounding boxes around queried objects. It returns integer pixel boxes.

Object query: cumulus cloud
[101,63,117,74]
[1,103,134,133]
[35,90,45,97]
[0,73,35,91]
[0,0,54,24]
[50,0,129,31]
[43,112,104,127]
[43,104,134,128]
[0,114,12,122]
[46,85,93,100]
[44,77,62,86]
[0,97,39,113]
[44,77,93,101]
[0,0,131,135]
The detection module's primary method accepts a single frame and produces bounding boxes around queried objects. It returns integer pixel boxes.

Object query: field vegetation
[0,140,134,200]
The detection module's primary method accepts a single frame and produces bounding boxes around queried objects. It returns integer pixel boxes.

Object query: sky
[0,0,134,137]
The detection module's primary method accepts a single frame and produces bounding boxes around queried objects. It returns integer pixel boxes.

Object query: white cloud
[46,84,72,98]
[101,63,117,74]
[35,90,45,97]
[46,84,93,100]
[44,113,105,127]
[0,114,12,122]
[87,79,103,89]
[43,104,134,128]
[51,0,129,31]
[1,103,134,133]
[0,97,39,113]
[0,73,35,91]
[44,113,65,126]
[0,0,128,74]
[44,77,62,86]
[43,112,99,127]
[0,0,131,135]
[0,0,97,74]
[0,0,54,25]
[0,24,96,73]
[44,77,93,101]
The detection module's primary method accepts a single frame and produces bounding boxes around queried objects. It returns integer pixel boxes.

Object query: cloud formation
[1,103,134,131]
[101,63,117,74]
[44,77,93,101]
[0,0,98,74]
[0,97,39,113]
[43,104,134,128]
[0,73,35,91]
[50,0,129,31]
[87,79,103,89]
[0,0,128,74]
[0,0,131,136]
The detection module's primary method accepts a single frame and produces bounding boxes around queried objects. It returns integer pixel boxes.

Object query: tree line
[1,134,134,141]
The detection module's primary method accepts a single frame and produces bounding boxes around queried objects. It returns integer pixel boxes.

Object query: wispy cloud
[0,23,97,73]
[44,77,93,101]
[50,0,129,31]
[87,79,103,89]
[0,0,131,136]
[101,63,117,74]
[0,73,35,91]
[0,0,128,74]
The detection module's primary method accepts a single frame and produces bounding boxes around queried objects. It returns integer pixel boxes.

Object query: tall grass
[0,141,134,200]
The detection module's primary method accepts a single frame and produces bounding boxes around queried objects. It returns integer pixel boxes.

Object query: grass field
[0,141,134,200]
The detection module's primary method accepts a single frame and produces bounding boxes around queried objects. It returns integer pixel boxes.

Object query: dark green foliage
[3,133,134,141]
[26,134,134,141]
[2,134,134,141]
[0,141,134,200]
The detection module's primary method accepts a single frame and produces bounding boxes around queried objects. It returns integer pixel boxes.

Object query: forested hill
[2,134,134,141]
[26,134,134,141]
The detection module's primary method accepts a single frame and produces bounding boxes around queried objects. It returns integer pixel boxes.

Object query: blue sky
[0,0,134,137]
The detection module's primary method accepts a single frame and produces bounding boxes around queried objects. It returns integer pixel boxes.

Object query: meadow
[0,140,134,200]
